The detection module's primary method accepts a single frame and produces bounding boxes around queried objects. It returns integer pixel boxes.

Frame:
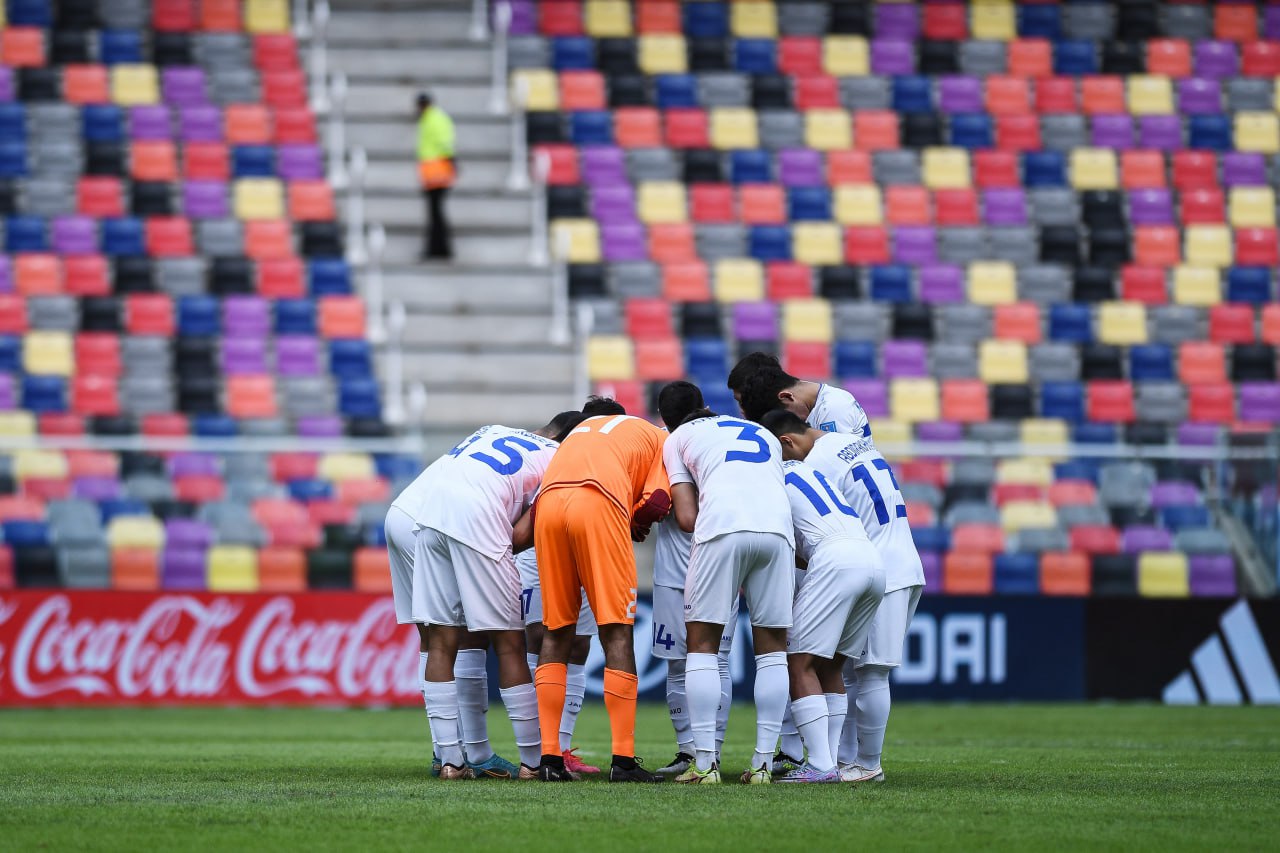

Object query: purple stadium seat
[224,296,271,337]
[882,340,928,378]
[581,146,626,186]
[168,452,220,478]
[983,189,1027,225]
[919,550,942,592]
[0,257,11,292]
[870,39,915,75]
[591,183,637,223]
[1267,6,1280,40]
[1189,555,1237,597]
[732,301,777,341]
[277,145,323,180]
[938,75,983,113]
[162,548,208,589]
[601,222,647,261]
[505,0,536,35]
[1240,383,1280,423]
[917,420,963,442]
[0,68,12,102]
[1129,189,1175,225]
[297,414,343,437]
[1177,423,1221,446]
[130,105,172,140]
[275,335,321,376]
[166,518,214,550]
[180,105,223,142]
[1138,116,1182,150]
[1122,525,1174,554]
[919,264,964,303]
[1091,114,1133,150]
[1222,153,1267,187]
[778,149,823,187]
[51,216,98,255]
[892,226,937,265]
[161,67,208,107]
[183,180,229,218]
[72,476,122,501]
[844,379,888,417]
[1194,42,1239,79]
[0,374,14,409]
[1150,482,1201,509]
[222,337,268,374]
[875,3,919,39]
[1177,78,1222,115]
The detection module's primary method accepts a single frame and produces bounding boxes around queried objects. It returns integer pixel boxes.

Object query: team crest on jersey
[819,421,837,432]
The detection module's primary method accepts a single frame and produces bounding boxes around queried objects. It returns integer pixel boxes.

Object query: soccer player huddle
[386,352,925,785]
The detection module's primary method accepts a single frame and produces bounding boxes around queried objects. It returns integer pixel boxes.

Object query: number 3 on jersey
[718,420,772,463]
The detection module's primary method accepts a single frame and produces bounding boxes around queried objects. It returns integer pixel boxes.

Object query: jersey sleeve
[633,431,673,526]
[662,433,693,487]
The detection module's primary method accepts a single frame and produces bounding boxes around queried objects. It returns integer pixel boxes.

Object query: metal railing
[471,0,492,42]
[549,228,572,346]
[528,148,550,266]
[345,146,368,266]
[383,301,407,428]
[364,223,387,344]
[325,71,349,189]
[490,2,511,114]
[507,74,530,192]
[571,302,595,405]
[307,0,331,115]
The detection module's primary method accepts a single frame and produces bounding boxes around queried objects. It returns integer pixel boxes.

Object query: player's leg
[740,532,796,784]
[524,619,543,679]
[651,584,693,772]
[775,569,808,768]
[489,629,542,777]
[818,657,847,772]
[844,584,918,783]
[414,527,473,779]
[531,491,582,780]
[385,508,438,769]
[559,597,595,756]
[454,632,493,765]
[715,597,738,763]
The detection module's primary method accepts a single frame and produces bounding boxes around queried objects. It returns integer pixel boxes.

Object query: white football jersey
[781,460,870,563]
[391,425,559,561]
[653,516,693,588]
[804,433,925,593]
[808,383,873,443]
[663,414,794,547]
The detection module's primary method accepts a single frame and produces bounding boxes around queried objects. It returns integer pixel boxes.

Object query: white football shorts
[853,584,923,669]
[685,531,794,629]
[385,505,419,624]
[788,536,886,659]
[651,584,736,660]
[412,526,522,632]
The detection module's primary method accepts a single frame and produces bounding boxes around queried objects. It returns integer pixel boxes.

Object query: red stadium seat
[0,295,28,333]
[1040,552,1091,596]
[941,379,990,422]
[662,262,711,301]
[63,65,109,104]
[897,460,948,488]
[664,108,710,148]
[993,303,1042,343]
[65,449,116,477]
[126,294,175,336]
[1121,265,1168,304]
[826,150,871,184]
[794,75,840,110]
[112,548,159,590]
[75,333,121,376]
[1181,188,1225,224]
[39,413,85,436]
[993,483,1046,506]
[244,220,292,259]
[625,298,673,340]
[1069,525,1120,555]
[995,114,1041,151]
[943,552,994,595]
[1080,76,1125,114]
[648,223,696,263]
[262,70,308,108]
[354,547,393,593]
[739,185,786,224]
[1242,41,1280,76]
[636,1,680,33]
[853,110,899,151]
[257,256,305,297]
[141,413,189,436]
[1132,226,1181,267]
[225,104,272,144]
[1120,151,1167,189]
[14,254,61,295]
[200,0,242,31]
[258,547,307,591]
[778,37,823,76]
[782,341,829,379]
[933,189,979,225]
[1006,39,1052,78]
[986,75,1031,115]
[1172,152,1219,190]
[253,34,300,71]
[538,0,583,36]
[1,27,46,67]
[843,226,889,264]
[1188,383,1236,423]
[1209,304,1257,344]
[71,374,120,416]
[153,0,196,31]
[335,478,390,505]
[1262,304,1280,345]
[183,142,230,179]
[271,107,316,144]
[1235,228,1280,267]
[633,338,683,381]
[1049,480,1098,507]
[174,474,225,503]
[1087,381,1136,423]
[884,186,929,225]
[766,262,812,300]
[1034,77,1077,113]
[1180,342,1228,384]
[922,2,967,39]
[690,184,734,222]
[64,255,110,296]
[558,70,606,111]
[78,177,124,217]
[614,108,661,148]
[145,217,194,256]
[952,523,1005,553]
[270,453,317,481]
[1215,4,1257,42]
[1147,39,1192,78]
[974,150,1020,187]
[287,181,336,221]
[131,141,178,181]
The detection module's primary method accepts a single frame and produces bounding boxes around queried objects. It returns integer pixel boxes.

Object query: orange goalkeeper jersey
[538,414,671,522]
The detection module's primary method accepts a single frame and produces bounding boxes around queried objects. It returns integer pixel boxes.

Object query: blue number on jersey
[717,419,772,463]
[653,623,676,650]
[470,435,543,475]
[786,470,859,518]
[520,587,534,619]
[873,457,908,519]
[851,458,907,524]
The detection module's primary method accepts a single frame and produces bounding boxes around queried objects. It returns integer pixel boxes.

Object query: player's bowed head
[758,409,823,462]
[728,351,821,424]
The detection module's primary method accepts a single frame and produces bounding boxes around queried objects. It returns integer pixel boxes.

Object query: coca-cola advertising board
[0,592,422,706]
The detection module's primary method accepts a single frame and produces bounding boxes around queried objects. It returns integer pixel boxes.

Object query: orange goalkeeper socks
[535,662,568,756]
[603,668,638,758]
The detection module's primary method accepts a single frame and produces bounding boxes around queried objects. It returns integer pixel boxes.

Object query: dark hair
[657,381,704,431]
[544,411,588,443]
[727,351,786,393]
[582,395,626,416]
[759,408,810,438]
[736,361,801,422]
[416,92,433,109]
[678,407,717,428]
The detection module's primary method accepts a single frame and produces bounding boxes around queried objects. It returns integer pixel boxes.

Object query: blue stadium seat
[892,76,933,114]
[99,30,144,65]
[6,216,46,252]
[912,525,951,554]
[193,414,238,437]
[178,296,221,336]
[685,337,729,378]
[1129,344,1173,381]
[8,0,52,27]
[308,259,352,295]
[655,74,698,109]
[1226,267,1272,304]
[787,187,831,221]
[0,337,19,372]
[366,523,388,547]
[0,103,26,142]
[288,478,332,502]
[703,384,737,416]
[684,1,728,38]
[1023,151,1066,187]
[375,453,422,481]
[1041,381,1084,423]
[99,498,149,522]
[275,299,317,335]
[870,265,912,303]
[0,141,27,178]
[834,341,877,378]
[729,149,771,183]
[3,520,50,548]
[748,225,791,261]
[994,553,1040,594]
[101,217,144,255]
[569,111,613,146]
[1018,3,1061,39]
[1049,304,1093,343]
[734,39,776,74]
[1054,458,1099,483]
[329,339,372,379]
[1054,40,1097,75]
[82,105,125,143]
[339,378,382,418]
[551,36,595,71]
[232,146,276,178]
[1188,115,1232,151]
[950,114,993,149]
[1072,422,1117,445]
[1161,505,1210,531]
[21,375,65,412]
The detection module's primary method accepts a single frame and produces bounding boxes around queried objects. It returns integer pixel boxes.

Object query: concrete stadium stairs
[329,0,575,445]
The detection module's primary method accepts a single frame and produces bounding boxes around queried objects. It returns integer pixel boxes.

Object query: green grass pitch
[2,703,1277,851]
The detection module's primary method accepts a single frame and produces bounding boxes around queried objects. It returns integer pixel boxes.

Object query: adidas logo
[1163,600,1280,706]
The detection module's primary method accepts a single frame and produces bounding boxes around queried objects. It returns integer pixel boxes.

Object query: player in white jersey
[651,384,737,777]
[729,351,873,439]
[386,411,586,780]
[517,547,600,776]
[760,410,926,784]
[659,383,796,786]
[775,459,886,783]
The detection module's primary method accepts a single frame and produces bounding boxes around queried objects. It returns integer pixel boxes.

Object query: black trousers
[423,187,452,259]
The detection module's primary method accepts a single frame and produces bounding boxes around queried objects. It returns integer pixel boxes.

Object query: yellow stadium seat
[318,452,375,482]
[550,219,601,263]
[1172,265,1222,306]
[510,69,558,110]
[0,412,34,436]
[638,35,687,74]
[1000,500,1057,532]
[971,0,1016,40]
[1229,187,1276,227]
[110,64,159,105]
[584,0,632,36]
[823,35,869,75]
[1019,418,1070,458]
[246,0,290,32]
[586,336,634,381]
[996,457,1054,487]
[1098,301,1149,345]
[207,545,260,592]
[710,107,759,149]
[1184,225,1232,267]
[868,418,911,454]
[233,178,285,220]
[714,258,764,302]
[1235,112,1280,154]
[890,378,939,423]
[792,223,842,265]
[922,147,971,189]
[637,181,687,223]
[22,331,72,376]
[968,262,1017,305]
[781,299,833,342]
[1070,148,1118,189]
[1126,75,1174,115]
[978,339,1028,383]
[804,109,851,151]
[0,4,5,25]
[107,516,165,549]
[13,449,68,480]
[834,185,882,225]
[731,0,777,37]
[1138,552,1190,598]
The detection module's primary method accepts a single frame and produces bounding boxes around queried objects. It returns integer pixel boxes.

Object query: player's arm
[632,435,673,529]
[511,507,534,553]
[671,483,698,534]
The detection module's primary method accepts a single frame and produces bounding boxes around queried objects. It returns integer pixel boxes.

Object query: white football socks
[854,666,892,771]
[779,702,804,760]
[838,661,860,765]
[715,650,732,758]
[666,659,695,755]
[824,691,848,771]
[525,652,539,681]
[422,680,463,767]
[454,648,492,763]
[420,651,438,761]
[791,694,833,772]
[559,663,586,752]
[751,652,788,771]
[499,683,542,769]
[685,652,721,772]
